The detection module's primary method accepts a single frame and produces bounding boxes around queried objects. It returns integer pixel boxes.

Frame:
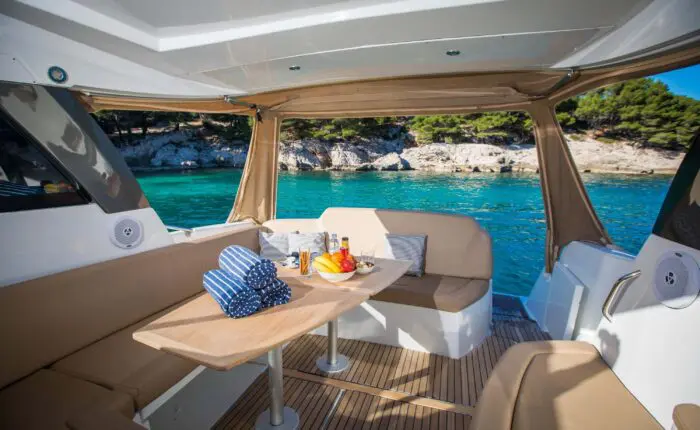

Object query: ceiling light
[289,65,301,71]
[446,50,461,56]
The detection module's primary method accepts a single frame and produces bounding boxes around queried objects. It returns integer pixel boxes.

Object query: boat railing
[165,225,193,235]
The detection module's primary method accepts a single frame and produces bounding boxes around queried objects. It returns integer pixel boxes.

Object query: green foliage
[466,112,532,141]
[93,76,700,150]
[408,112,533,144]
[281,118,402,142]
[409,115,469,143]
[202,114,253,141]
[570,79,700,149]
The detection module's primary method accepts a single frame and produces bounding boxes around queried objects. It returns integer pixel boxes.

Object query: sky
[654,64,700,100]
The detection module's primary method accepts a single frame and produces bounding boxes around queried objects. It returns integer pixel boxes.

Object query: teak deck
[215,295,549,429]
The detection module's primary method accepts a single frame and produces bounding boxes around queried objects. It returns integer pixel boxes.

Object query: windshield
[653,132,700,250]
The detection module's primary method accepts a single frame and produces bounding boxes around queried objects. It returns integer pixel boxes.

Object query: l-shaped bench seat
[0,225,261,429]
[0,208,492,427]
[263,207,494,358]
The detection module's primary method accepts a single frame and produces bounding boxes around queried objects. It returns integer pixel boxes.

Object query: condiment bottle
[341,237,350,257]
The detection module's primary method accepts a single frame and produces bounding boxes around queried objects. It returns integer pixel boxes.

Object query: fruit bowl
[318,270,356,283]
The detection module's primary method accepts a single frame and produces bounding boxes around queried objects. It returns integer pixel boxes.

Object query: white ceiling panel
[201,28,601,92]
[73,0,363,29]
[159,0,642,74]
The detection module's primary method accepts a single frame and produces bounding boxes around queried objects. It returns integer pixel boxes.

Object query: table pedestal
[315,319,349,373]
[255,348,299,430]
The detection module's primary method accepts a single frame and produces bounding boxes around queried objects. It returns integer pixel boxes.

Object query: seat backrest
[319,208,492,279]
[0,225,260,389]
[261,218,324,234]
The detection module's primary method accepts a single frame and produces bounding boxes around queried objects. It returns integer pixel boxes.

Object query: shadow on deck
[215,294,549,430]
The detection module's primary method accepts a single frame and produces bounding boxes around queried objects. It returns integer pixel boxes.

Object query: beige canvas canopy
[77,46,700,271]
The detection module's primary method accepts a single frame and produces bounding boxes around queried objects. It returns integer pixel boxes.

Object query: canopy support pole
[528,100,611,272]
[227,110,281,224]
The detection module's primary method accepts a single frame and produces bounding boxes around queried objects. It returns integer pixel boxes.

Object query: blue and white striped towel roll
[203,269,261,318]
[0,181,45,197]
[259,278,292,309]
[218,246,277,290]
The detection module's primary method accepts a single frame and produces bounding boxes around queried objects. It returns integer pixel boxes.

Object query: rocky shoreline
[119,130,684,175]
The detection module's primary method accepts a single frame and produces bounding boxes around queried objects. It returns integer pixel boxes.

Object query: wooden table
[133,283,368,370]
[277,258,412,374]
[133,258,411,429]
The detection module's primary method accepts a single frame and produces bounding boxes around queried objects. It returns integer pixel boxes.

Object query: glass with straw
[299,248,312,277]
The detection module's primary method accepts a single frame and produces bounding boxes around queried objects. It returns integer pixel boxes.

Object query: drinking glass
[360,248,376,266]
[299,248,312,277]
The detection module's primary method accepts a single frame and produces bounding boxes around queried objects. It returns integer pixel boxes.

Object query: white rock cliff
[119,133,683,174]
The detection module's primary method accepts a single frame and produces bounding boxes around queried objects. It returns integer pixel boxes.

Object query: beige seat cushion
[52,301,200,409]
[0,369,134,430]
[471,341,661,430]
[674,404,700,430]
[372,274,489,312]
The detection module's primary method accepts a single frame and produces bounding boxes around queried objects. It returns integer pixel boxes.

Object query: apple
[340,259,356,273]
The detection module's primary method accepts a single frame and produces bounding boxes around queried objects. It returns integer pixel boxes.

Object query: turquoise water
[136,169,672,295]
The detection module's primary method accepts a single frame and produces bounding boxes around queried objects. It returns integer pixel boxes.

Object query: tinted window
[653,132,700,250]
[0,113,88,212]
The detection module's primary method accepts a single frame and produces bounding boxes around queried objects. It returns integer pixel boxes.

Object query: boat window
[0,113,88,212]
[653,132,700,251]
[555,64,700,254]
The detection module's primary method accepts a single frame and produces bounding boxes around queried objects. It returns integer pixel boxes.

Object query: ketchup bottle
[340,236,350,257]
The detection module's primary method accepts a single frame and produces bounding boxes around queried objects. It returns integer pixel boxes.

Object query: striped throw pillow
[385,234,427,277]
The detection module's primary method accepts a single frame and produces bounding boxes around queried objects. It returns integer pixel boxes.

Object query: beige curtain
[227,111,281,224]
[528,100,612,272]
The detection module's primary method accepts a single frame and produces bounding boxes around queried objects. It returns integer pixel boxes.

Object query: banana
[313,260,341,274]
[319,259,341,273]
[312,261,330,273]
[316,255,340,269]
[313,256,341,273]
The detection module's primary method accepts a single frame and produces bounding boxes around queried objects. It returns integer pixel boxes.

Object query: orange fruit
[331,252,344,265]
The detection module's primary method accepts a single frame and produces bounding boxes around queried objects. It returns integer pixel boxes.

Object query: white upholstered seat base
[312,282,492,359]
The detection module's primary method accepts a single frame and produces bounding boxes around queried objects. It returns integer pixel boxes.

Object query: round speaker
[110,217,144,249]
[653,251,700,309]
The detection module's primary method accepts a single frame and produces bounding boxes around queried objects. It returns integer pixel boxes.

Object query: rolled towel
[203,269,261,318]
[218,246,277,290]
[259,278,292,309]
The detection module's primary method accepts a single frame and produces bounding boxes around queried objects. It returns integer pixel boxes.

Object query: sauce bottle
[340,237,350,257]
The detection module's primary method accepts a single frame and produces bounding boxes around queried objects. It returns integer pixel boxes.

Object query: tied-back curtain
[528,100,612,272]
[227,111,281,224]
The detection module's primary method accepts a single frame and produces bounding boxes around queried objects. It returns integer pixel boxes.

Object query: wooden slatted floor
[215,295,548,429]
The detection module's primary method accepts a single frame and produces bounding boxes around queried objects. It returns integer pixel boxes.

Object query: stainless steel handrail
[165,225,193,236]
[602,270,641,322]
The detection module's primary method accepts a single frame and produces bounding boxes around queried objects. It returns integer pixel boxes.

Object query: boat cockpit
[1,0,700,429]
